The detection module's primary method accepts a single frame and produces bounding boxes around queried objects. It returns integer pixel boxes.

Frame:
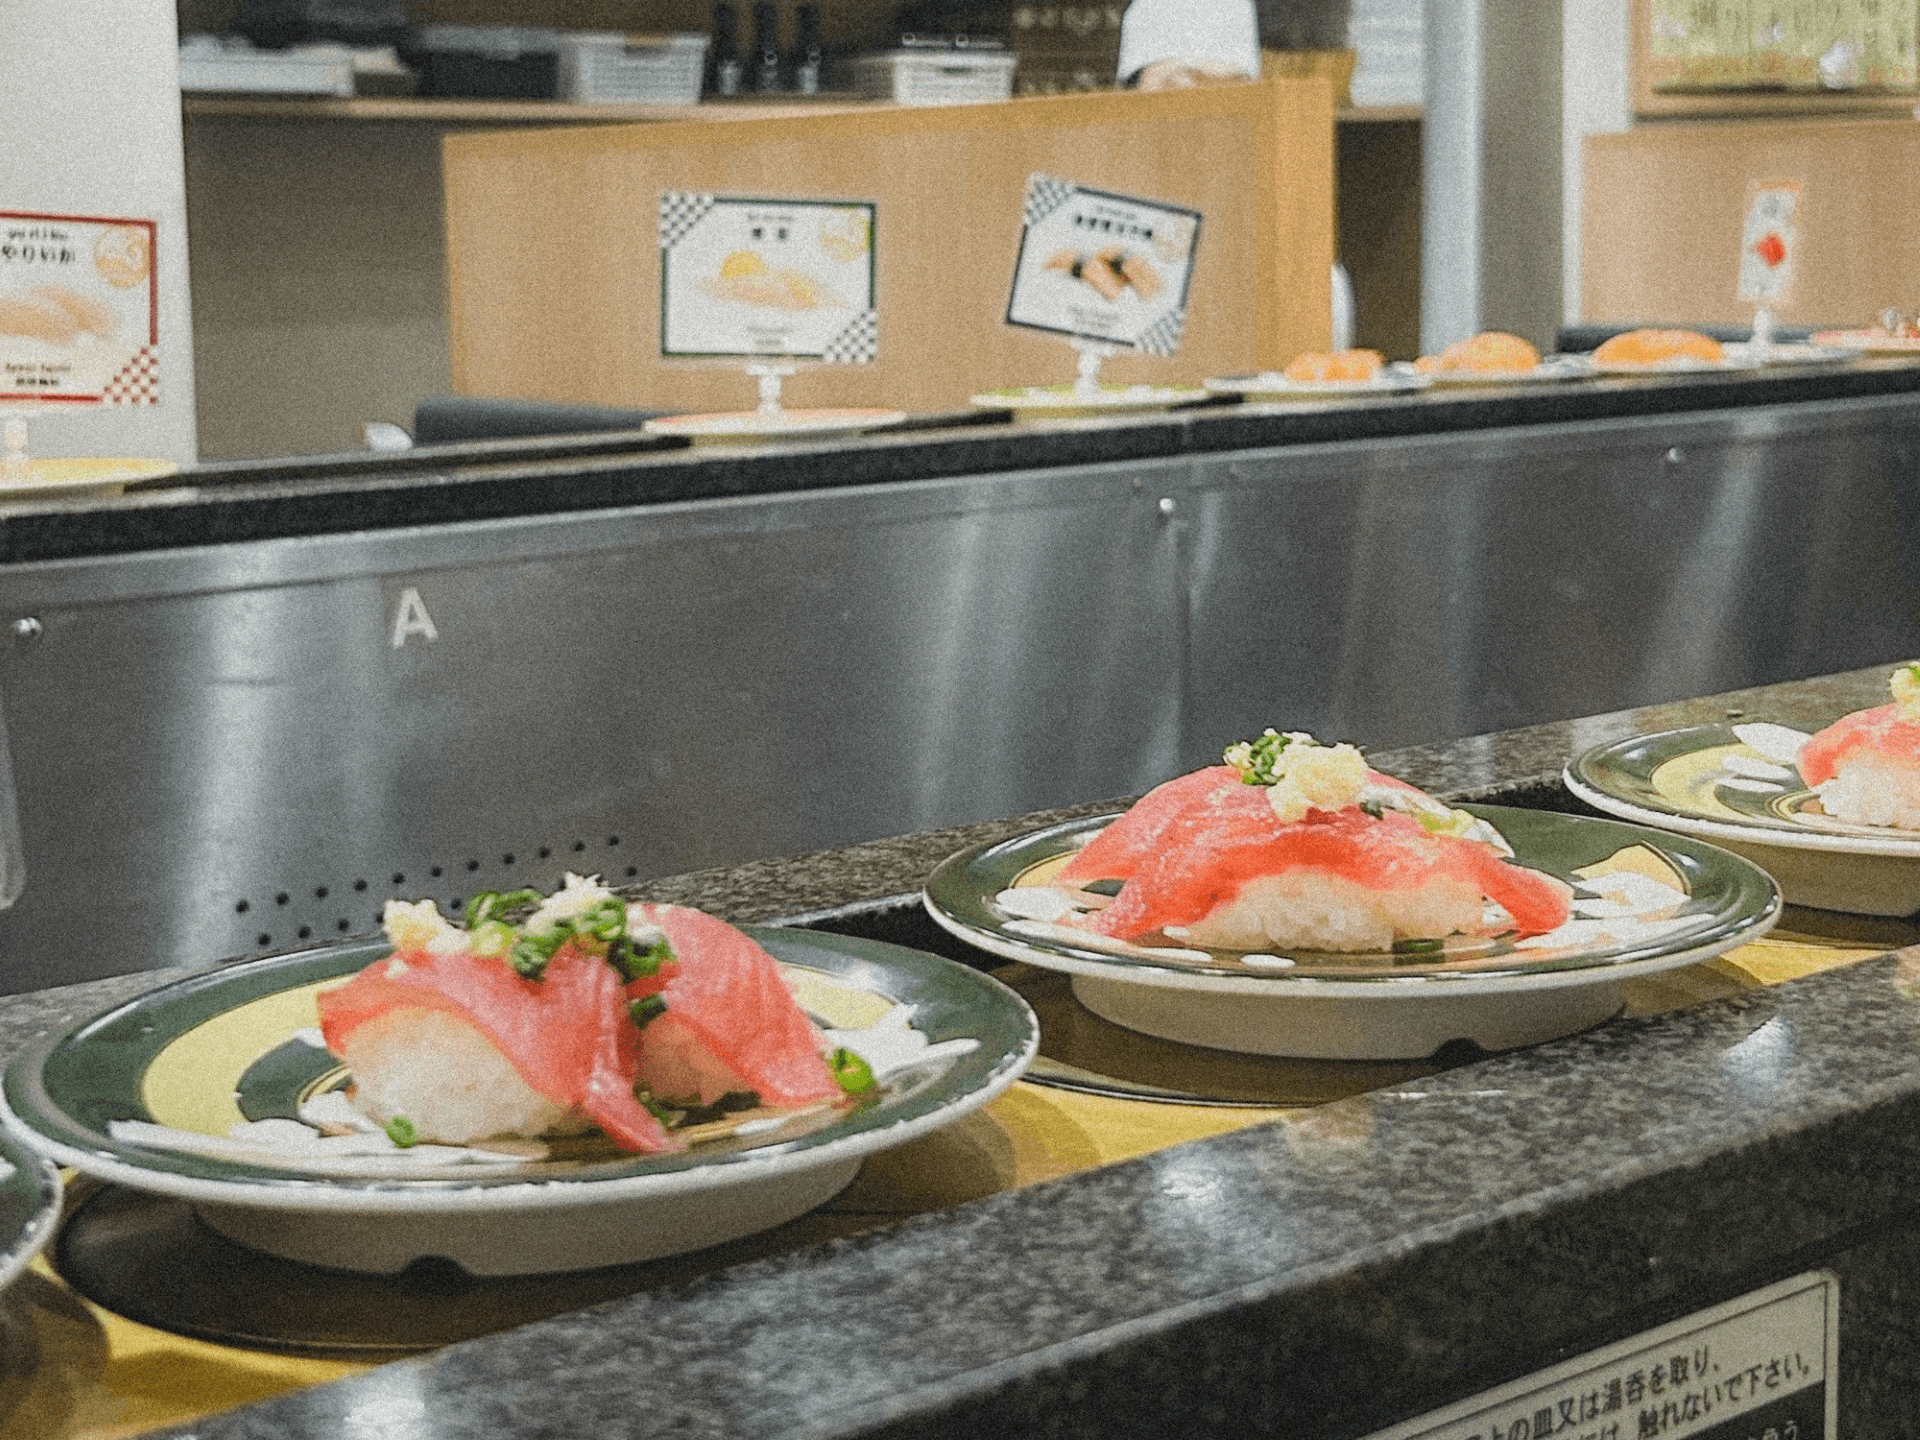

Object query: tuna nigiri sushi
[1797,663,1920,829]
[317,876,847,1154]
[1056,731,1571,953]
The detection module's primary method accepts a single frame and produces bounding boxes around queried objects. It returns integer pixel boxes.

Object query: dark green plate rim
[0,926,1036,1197]
[0,1125,59,1291]
[924,803,1780,985]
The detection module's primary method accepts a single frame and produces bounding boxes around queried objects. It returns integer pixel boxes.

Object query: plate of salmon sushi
[0,878,1036,1275]
[1567,663,1920,916]
[925,732,1779,1059]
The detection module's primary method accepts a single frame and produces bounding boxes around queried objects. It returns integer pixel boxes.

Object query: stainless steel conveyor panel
[0,392,1914,989]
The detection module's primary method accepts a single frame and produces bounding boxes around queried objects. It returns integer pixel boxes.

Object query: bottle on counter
[752,1,784,91]
[710,2,744,96]
[790,3,823,94]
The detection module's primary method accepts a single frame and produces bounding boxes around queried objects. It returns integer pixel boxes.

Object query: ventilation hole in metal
[297,926,312,940]
[607,836,621,847]
[465,860,479,873]
[537,846,552,859]
[430,866,443,878]
[257,933,272,948]
[354,879,368,892]
[624,867,638,878]
[315,886,329,899]
[571,841,586,853]
[337,919,350,932]
[502,853,516,866]
[276,892,290,906]
[235,899,250,914]
[392,873,405,886]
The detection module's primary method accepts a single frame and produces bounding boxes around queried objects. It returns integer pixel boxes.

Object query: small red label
[1755,231,1787,268]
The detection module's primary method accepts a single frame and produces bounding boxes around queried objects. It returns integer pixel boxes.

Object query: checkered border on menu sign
[102,345,159,405]
[659,192,717,250]
[1136,309,1187,357]
[821,310,879,365]
[1022,173,1077,229]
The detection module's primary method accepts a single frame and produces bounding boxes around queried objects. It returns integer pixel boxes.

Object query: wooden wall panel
[442,77,1334,415]
[1582,117,1920,327]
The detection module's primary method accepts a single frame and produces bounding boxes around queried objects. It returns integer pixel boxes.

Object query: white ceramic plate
[1409,356,1594,386]
[1567,722,1920,915]
[1810,329,1920,354]
[1201,370,1431,398]
[0,457,178,500]
[642,408,907,442]
[0,926,1036,1276]
[971,383,1210,416]
[1719,342,1857,366]
[924,804,1779,1060]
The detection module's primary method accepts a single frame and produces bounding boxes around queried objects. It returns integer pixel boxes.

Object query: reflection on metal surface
[0,395,1917,990]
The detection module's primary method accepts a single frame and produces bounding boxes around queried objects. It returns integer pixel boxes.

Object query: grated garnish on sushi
[315,877,861,1154]
[1797,663,1920,829]
[1053,731,1571,953]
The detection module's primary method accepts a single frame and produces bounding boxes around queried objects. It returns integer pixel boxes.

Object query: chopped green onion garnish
[385,1116,417,1148]
[509,937,557,979]
[582,896,627,943]
[1223,728,1295,786]
[611,933,675,981]
[1392,937,1444,955]
[628,994,668,1028]
[465,891,503,930]
[829,1047,875,1094]
[469,919,515,958]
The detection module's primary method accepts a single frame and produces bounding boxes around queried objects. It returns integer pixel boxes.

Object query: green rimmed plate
[1567,723,1920,915]
[0,1129,59,1294]
[0,927,1035,1276]
[924,804,1779,1059]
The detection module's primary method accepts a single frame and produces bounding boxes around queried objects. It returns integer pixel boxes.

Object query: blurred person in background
[1118,0,1261,89]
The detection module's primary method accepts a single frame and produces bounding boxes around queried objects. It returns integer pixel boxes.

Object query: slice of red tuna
[628,904,840,1108]
[317,940,678,1154]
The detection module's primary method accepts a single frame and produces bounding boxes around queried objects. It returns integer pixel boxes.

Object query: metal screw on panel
[1664,446,1685,465]
[9,618,41,641]
[1157,497,1177,517]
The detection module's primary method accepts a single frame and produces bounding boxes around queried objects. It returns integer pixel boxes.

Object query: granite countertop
[4,360,1920,566]
[7,664,1918,1437]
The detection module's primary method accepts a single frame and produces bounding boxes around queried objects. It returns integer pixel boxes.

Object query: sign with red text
[0,211,158,404]
[1737,182,1800,306]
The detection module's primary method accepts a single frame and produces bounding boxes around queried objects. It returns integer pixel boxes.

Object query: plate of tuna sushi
[1566,663,1920,916]
[925,732,1779,1059]
[0,878,1036,1276]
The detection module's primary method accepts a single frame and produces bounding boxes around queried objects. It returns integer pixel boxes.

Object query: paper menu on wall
[0,212,157,404]
[659,194,879,362]
[1004,175,1201,356]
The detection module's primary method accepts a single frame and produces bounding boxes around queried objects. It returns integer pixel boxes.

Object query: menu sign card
[1737,182,1799,305]
[1360,1271,1837,1440]
[1004,174,1200,355]
[659,194,879,362]
[0,211,158,404]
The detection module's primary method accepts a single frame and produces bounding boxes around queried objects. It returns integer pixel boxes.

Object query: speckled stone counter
[10,665,1920,1437]
[6,359,1920,564]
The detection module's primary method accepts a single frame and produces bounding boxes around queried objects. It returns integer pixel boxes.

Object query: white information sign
[1737,182,1800,306]
[0,211,158,405]
[659,194,878,363]
[1363,1271,1837,1440]
[1004,174,1201,356]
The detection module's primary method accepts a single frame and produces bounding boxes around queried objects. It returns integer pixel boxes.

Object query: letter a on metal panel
[390,587,439,648]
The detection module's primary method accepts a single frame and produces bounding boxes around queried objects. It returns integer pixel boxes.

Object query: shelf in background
[181,93,870,123]
[183,92,1421,125]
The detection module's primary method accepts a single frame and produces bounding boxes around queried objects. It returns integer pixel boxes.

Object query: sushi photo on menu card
[659,194,879,361]
[1003,174,1201,356]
